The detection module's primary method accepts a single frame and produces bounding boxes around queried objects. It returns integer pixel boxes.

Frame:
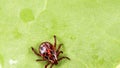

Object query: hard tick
[31,35,70,68]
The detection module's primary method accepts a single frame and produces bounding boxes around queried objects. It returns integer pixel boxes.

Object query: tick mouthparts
[54,60,58,65]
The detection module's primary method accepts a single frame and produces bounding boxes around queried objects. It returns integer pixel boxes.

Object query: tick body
[31,35,70,68]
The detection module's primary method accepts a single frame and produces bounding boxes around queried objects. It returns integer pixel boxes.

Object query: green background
[0,0,120,68]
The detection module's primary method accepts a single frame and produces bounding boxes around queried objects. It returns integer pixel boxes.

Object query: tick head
[54,60,58,65]
[53,53,58,65]
[50,54,58,65]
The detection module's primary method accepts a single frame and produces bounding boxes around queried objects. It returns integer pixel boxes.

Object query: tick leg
[50,64,54,68]
[58,56,70,61]
[54,35,56,48]
[56,44,63,52]
[57,51,63,57]
[45,63,50,68]
[31,47,41,56]
[36,59,45,62]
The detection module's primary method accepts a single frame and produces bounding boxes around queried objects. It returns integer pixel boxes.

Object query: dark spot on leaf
[20,8,34,22]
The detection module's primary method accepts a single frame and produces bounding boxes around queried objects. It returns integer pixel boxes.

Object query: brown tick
[31,35,70,68]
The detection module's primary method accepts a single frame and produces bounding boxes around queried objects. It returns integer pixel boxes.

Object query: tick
[31,35,70,68]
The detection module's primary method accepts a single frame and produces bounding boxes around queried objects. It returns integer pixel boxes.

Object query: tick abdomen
[39,42,57,61]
